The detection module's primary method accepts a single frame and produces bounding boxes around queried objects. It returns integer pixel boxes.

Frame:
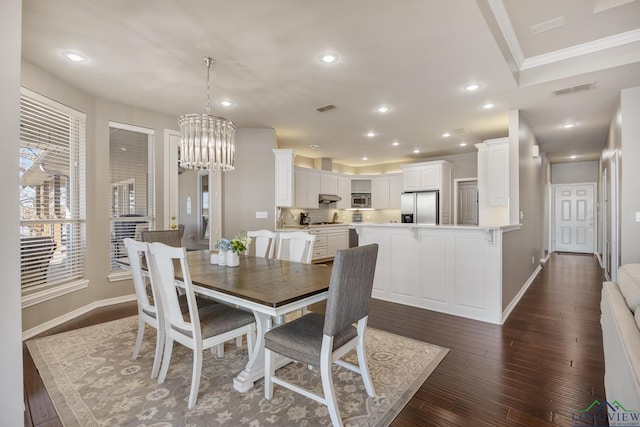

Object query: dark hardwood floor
[23,252,606,426]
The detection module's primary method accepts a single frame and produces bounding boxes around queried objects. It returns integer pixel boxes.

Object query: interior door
[457,181,478,225]
[164,130,221,249]
[553,184,595,253]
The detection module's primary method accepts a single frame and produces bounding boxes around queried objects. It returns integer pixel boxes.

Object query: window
[19,88,86,297]
[109,122,155,272]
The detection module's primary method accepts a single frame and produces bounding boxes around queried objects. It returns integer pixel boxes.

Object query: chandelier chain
[203,56,214,115]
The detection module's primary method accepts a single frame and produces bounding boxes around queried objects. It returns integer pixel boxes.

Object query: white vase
[227,251,240,267]
[210,252,219,264]
[218,250,227,266]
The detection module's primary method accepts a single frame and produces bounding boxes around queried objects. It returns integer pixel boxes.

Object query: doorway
[164,130,221,249]
[454,178,478,225]
[552,183,596,254]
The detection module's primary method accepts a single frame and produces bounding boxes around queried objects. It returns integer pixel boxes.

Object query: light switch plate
[256,211,268,219]
[636,212,640,222]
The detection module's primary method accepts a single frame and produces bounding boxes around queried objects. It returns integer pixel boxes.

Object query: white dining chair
[124,238,164,379]
[148,242,256,409]
[276,231,316,264]
[264,244,379,427]
[247,230,277,258]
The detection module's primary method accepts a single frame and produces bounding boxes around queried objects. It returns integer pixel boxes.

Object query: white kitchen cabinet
[273,149,295,207]
[319,172,338,195]
[308,225,347,261]
[371,176,390,209]
[294,167,319,209]
[337,176,351,210]
[486,138,509,206]
[402,161,450,192]
[389,174,403,209]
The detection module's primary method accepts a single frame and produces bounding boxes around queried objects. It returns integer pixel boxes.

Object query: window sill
[107,270,132,283]
[22,279,89,309]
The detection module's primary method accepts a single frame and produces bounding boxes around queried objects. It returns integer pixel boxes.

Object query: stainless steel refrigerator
[400,191,439,224]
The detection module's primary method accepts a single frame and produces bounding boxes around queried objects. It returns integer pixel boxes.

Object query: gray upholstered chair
[264,243,379,427]
[148,242,256,409]
[141,229,182,247]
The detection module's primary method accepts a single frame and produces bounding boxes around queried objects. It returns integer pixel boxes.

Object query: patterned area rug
[27,316,448,426]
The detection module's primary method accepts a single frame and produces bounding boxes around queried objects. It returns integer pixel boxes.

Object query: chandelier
[179,57,235,171]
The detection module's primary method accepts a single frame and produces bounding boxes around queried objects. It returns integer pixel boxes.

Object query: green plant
[230,231,251,254]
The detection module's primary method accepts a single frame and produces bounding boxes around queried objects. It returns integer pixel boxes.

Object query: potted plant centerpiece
[227,231,251,267]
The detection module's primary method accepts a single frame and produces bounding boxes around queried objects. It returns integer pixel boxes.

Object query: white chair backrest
[247,230,277,258]
[123,238,155,316]
[148,242,201,342]
[276,232,316,264]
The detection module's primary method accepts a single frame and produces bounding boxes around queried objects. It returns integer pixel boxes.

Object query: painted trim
[521,29,640,70]
[107,270,133,282]
[21,279,89,309]
[487,0,525,67]
[22,294,137,340]
[502,264,541,324]
[540,252,551,263]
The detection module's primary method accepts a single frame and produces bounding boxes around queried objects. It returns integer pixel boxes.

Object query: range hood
[318,194,342,204]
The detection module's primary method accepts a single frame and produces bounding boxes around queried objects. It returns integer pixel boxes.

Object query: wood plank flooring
[23,252,607,426]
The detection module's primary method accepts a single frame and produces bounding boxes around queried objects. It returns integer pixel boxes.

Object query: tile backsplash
[282,207,400,226]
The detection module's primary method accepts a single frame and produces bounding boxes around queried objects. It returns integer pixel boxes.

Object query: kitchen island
[353,222,520,324]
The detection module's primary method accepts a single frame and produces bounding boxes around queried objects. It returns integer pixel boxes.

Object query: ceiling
[21,0,640,166]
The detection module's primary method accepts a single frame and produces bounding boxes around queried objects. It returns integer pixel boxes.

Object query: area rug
[27,316,448,426]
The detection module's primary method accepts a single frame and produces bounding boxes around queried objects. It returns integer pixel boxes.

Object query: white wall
[551,161,599,183]
[0,0,24,424]
[223,128,277,237]
[620,87,640,264]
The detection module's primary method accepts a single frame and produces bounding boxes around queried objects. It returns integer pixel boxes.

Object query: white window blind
[19,88,86,294]
[109,123,155,270]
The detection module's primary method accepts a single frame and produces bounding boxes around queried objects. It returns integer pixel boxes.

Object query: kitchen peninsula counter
[352,222,520,324]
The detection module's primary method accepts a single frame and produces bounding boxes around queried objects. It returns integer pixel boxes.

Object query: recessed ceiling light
[563,123,575,129]
[459,142,467,147]
[482,103,495,109]
[442,132,451,138]
[465,83,481,92]
[219,99,234,107]
[120,147,127,152]
[362,157,368,161]
[570,155,577,159]
[413,149,420,154]
[319,52,339,64]
[61,50,88,62]
[310,144,319,149]
[376,105,390,113]
[391,141,400,146]
[366,131,376,138]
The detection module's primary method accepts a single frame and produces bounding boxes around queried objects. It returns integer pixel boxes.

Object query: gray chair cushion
[264,313,357,366]
[177,304,255,339]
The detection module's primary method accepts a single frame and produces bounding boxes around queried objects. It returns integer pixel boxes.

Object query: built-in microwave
[351,193,371,209]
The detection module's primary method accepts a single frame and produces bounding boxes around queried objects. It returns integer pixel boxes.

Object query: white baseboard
[502,265,541,324]
[22,294,136,341]
[540,253,550,263]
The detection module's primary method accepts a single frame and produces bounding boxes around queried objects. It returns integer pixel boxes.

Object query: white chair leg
[215,343,224,357]
[264,348,275,399]
[188,348,203,409]
[132,316,145,359]
[236,336,243,347]
[158,337,174,384]
[320,355,343,427]
[151,323,164,379]
[357,339,375,397]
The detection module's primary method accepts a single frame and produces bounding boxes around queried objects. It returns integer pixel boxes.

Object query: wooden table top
[119,250,332,309]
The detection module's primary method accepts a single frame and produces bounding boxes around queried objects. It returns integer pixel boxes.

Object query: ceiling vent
[315,104,337,113]
[553,82,596,96]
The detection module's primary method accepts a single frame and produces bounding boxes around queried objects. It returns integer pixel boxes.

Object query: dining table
[119,250,332,393]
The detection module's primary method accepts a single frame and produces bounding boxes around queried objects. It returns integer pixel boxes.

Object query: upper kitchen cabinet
[389,174,403,209]
[486,138,509,206]
[371,176,390,209]
[294,167,319,209]
[337,176,351,210]
[402,160,452,192]
[273,149,295,207]
[319,172,339,195]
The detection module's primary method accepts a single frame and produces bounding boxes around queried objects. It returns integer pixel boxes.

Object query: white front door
[457,181,478,225]
[553,184,595,253]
